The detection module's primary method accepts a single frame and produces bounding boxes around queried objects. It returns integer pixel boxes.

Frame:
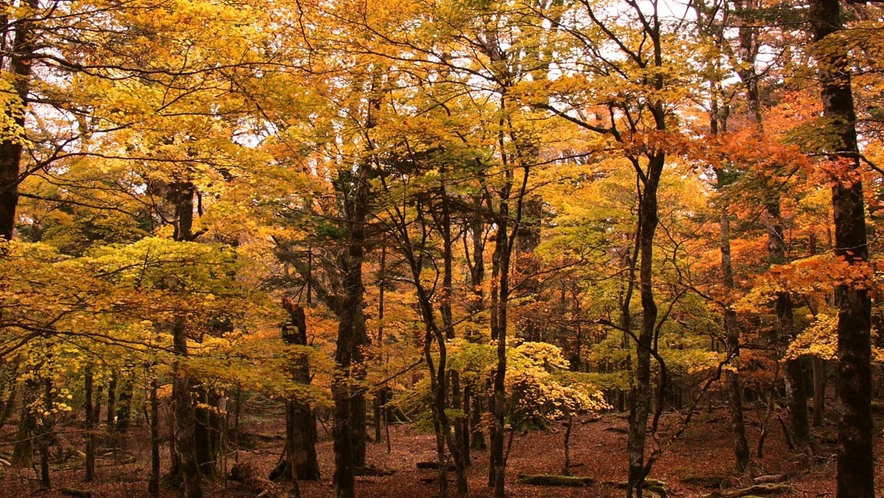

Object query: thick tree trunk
[168,181,203,498]
[0,371,18,429]
[115,373,133,451]
[0,0,36,240]
[194,388,219,477]
[278,299,320,481]
[809,2,874,497]
[12,379,37,468]
[173,315,203,498]
[332,164,370,498]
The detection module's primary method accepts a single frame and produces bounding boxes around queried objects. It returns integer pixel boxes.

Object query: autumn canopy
[0,1,880,498]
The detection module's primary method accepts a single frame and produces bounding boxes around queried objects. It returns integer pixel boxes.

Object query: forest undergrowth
[1,397,880,498]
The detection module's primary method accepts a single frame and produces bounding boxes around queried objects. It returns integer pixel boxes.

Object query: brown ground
[1,402,881,498]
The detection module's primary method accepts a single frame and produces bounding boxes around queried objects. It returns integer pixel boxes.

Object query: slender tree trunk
[766,201,810,448]
[562,416,573,476]
[812,357,826,427]
[461,384,472,466]
[809,1,874,496]
[721,207,751,471]
[708,46,751,468]
[85,369,95,482]
[376,243,386,447]
[466,200,487,452]
[626,154,663,498]
[149,378,160,497]
[449,370,468,498]
[105,373,117,433]
[489,197,509,498]
[39,377,53,488]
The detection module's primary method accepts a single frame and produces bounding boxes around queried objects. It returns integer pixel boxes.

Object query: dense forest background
[0,0,882,497]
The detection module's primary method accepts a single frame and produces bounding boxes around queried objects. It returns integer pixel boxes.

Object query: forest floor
[1,400,883,498]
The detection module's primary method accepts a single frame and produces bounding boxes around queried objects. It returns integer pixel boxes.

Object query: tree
[0,0,37,240]
[808,0,874,496]
[532,0,694,494]
[273,297,319,484]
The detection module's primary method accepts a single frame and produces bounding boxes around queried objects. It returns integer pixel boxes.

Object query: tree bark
[721,207,751,472]
[0,0,37,240]
[12,378,37,468]
[809,1,874,496]
[812,357,826,427]
[626,152,663,498]
[466,198,487,453]
[169,181,203,498]
[148,378,160,497]
[39,377,53,488]
[115,372,133,451]
[85,369,95,482]
[278,298,320,481]
[105,373,117,432]
[488,189,510,498]
[766,201,810,448]
[332,164,370,498]
[173,315,202,498]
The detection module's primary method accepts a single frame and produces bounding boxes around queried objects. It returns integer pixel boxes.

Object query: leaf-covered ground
[2,402,882,497]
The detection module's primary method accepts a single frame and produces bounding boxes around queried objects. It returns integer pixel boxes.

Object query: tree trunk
[721,207,751,472]
[809,1,874,496]
[466,198,487,453]
[562,416,573,476]
[194,387,219,477]
[0,0,36,240]
[375,244,387,446]
[105,373,117,434]
[173,314,203,498]
[39,377,53,488]
[766,201,810,448]
[627,153,663,498]
[449,370,469,498]
[279,298,320,481]
[85,369,95,482]
[169,181,203,498]
[812,357,826,427]
[115,372,133,451]
[332,163,370,498]
[149,378,160,497]
[489,195,509,498]
[12,378,37,468]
